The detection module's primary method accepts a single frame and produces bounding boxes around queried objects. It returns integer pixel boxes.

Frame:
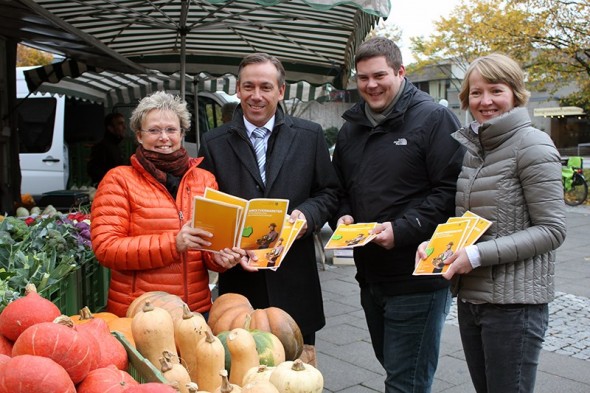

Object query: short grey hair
[130,91,191,134]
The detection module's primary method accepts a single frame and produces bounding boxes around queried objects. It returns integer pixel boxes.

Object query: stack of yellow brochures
[413,211,492,275]
[324,222,378,249]
[192,188,305,270]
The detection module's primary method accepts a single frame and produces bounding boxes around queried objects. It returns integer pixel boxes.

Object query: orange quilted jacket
[90,155,223,316]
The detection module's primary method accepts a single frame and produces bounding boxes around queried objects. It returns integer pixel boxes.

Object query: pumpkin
[125,382,179,393]
[108,317,135,347]
[160,351,191,393]
[174,303,210,381]
[12,318,94,384]
[195,330,225,392]
[268,360,323,393]
[241,381,279,393]
[126,291,188,323]
[0,334,12,356]
[71,306,119,325]
[76,364,139,393]
[208,296,302,361]
[250,330,285,368]
[131,300,179,368]
[208,293,253,328]
[0,354,10,365]
[75,314,128,370]
[0,354,76,393]
[247,308,303,361]
[0,283,61,341]
[226,328,259,386]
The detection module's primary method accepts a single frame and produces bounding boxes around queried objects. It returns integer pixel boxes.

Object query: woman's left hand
[442,248,473,280]
[212,247,250,270]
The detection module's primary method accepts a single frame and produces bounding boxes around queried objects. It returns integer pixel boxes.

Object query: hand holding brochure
[324,222,378,249]
[413,211,492,275]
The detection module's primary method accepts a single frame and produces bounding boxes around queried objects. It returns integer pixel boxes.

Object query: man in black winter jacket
[332,37,464,393]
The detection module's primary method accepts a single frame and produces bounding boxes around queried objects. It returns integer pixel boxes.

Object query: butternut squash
[195,330,225,391]
[160,351,192,393]
[131,300,179,368]
[175,304,210,381]
[214,370,242,393]
[227,328,259,386]
[186,382,211,393]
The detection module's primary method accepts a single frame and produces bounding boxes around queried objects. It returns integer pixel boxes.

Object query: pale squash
[186,382,211,393]
[241,381,279,393]
[214,370,242,393]
[227,328,259,386]
[241,365,275,387]
[195,330,225,392]
[160,351,192,393]
[269,360,323,393]
[175,304,210,381]
[131,301,179,368]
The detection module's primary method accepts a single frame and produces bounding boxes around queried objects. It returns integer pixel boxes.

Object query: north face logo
[393,138,408,145]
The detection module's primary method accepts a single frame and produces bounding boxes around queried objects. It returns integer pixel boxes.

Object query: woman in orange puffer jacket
[91,91,250,317]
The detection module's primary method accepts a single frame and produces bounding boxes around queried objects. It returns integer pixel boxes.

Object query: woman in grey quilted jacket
[417,53,566,393]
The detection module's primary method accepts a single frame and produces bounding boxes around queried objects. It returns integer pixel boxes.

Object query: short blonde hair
[458,53,530,110]
[130,91,190,134]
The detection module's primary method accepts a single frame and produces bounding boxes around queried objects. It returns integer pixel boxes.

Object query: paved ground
[316,204,590,392]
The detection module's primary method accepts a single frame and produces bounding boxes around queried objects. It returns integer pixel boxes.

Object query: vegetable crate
[39,261,110,315]
[112,331,167,384]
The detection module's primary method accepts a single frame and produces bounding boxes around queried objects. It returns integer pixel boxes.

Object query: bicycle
[561,156,588,206]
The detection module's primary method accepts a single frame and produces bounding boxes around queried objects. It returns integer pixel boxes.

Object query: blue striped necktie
[252,127,268,184]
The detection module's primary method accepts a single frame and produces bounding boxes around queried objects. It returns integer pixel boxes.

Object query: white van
[16,67,238,196]
[16,67,70,195]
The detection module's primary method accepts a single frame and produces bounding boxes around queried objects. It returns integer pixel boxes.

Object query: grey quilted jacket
[451,107,567,304]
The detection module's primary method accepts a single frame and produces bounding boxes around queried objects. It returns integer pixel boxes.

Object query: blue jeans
[458,301,549,393]
[360,285,452,393]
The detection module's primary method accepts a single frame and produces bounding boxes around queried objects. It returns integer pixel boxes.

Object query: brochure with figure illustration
[413,211,492,275]
[192,188,289,253]
[324,222,378,249]
[248,217,306,270]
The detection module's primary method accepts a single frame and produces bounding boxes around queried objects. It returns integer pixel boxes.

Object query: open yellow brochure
[413,211,492,275]
[192,188,289,252]
[247,217,306,270]
[324,222,378,249]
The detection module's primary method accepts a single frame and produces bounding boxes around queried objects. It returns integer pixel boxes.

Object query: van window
[17,97,57,153]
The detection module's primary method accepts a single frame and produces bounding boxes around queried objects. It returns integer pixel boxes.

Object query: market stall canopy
[1,0,147,73]
[23,60,332,107]
[17,0,389,90]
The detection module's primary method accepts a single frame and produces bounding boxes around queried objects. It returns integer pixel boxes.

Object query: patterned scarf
[135,145,190,186]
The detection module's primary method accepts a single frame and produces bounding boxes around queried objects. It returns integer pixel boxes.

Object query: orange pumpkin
[71,306,119,325]
[107,317,135,347]
[208,294,303,360]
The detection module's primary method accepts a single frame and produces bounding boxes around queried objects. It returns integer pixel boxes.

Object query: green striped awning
[22,0,389,89]
[24,60,332,106]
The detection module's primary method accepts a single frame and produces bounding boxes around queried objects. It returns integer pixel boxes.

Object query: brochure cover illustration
[192,188,289,252]
[324,222,378,249]
[413,211,492,275]
[248,218,306,270]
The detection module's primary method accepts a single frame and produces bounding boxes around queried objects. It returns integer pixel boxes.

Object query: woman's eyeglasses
[141,127,182,136]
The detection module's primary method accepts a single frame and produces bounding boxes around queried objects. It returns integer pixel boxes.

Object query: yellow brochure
[248,218,305,270]
[461,211,492,246]
[192,196,243,252]
[192,188,289,252]
[413,220,470,275]
[324,222,378,249]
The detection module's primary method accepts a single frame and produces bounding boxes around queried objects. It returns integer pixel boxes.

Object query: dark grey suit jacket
[198,106,340,336]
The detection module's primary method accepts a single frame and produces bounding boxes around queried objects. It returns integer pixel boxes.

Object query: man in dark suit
[198,52,339,366]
